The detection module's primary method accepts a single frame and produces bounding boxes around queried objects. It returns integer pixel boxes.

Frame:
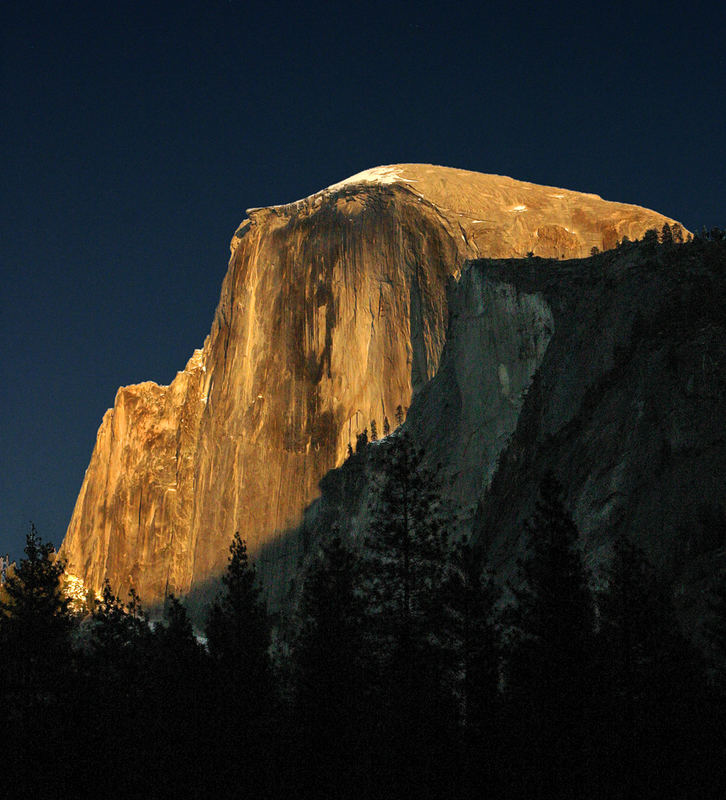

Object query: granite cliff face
[60,164,681,608]
[470,242,726,619]
[304,237,725,626]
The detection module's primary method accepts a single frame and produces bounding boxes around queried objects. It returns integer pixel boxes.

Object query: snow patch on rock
[262,166,419,210]
[327,165,418,191]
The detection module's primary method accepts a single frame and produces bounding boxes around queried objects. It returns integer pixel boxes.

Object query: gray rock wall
[473,243,726,623]
[300,240,726,628]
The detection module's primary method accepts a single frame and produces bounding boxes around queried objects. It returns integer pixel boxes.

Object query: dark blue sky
[2,0,724,560]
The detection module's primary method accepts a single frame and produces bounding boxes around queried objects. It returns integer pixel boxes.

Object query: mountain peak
[61,167,685,609]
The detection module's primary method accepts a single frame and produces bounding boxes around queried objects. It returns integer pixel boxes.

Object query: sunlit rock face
[60,164,681,608]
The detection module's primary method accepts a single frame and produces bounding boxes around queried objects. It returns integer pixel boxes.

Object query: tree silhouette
[355,427,368,452]
[595,534,706,798]
[292,534,368,795]
[443,537,502,795]
[364,431,450,653]
[206,532,270,685]
[0,526,75,790]
[85,579,151,688]
[702,568,726,797]
[642,228,659,253]
[294,535,365,702]
[504,472,595,798]
[78,578,154,794]
[145,594,208,797]
[205,532,272,794]
[363,430,456,795]
[0,525,72,694]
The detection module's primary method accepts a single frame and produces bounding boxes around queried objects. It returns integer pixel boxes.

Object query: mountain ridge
[60,165,684,608]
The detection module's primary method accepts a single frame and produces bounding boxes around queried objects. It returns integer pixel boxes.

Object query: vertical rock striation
[60,164,681,608]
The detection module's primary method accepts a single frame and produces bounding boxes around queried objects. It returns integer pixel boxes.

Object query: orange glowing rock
[60,165,683,609]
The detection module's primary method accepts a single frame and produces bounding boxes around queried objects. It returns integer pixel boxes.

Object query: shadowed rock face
[468,247,726,619]
[291,241,726,633]
[60,164,682,608]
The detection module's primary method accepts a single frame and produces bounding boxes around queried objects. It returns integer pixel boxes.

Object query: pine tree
[383,415,391,437]
[0,526,75,790]
[355,427,368,452]
[445,539,500,723]
[702,569,726,797]
[88,579,151,680]
[443,537,502,794]
[292,534,368,795]
[81,575,153,787]
[295,535,365,703]
[364,431,450,654]
[504,472,595,798]
[661,222,674,246]
[206,532,269,686]
[362,431,456,794]
[370,419,378,441]
[146,594,207,797]
[204,533,272,794]
[596,535,709,797]
[642,228,659,253]
[155,593,203,665]
[0,525,72,694]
